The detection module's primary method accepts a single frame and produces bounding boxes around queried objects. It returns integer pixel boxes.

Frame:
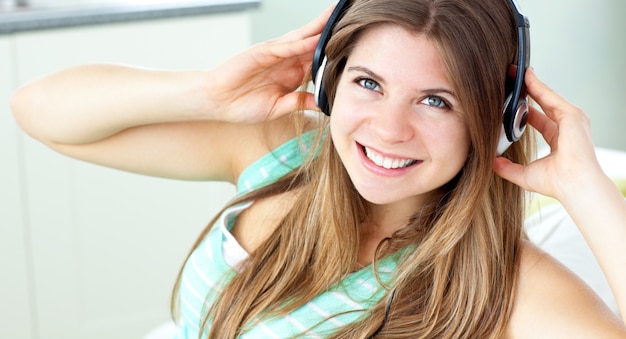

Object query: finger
[525,68,576,122]
[275,34,320,59]
[527,105,559,147]
[526,68,593,145]
[270,91,319,119]
[254,34,319,66]
[301,92,321,112]
[493,156,530,190]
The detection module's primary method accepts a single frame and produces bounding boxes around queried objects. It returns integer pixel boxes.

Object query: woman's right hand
[204,6,333,124]
[10,6,334,182]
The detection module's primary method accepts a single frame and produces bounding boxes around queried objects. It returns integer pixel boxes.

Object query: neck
[356,204,413,267]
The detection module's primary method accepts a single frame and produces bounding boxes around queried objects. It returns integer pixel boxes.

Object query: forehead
[347,24,452,88]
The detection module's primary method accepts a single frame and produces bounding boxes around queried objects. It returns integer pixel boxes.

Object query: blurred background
[0,0,624,338]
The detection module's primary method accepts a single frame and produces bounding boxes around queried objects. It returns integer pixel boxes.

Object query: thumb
[270,91,320,119]
[493,156,526,188]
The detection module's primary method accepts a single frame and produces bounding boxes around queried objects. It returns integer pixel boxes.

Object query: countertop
[0,0,261,34]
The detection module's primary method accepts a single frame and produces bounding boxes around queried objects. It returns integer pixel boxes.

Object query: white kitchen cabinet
[0,35,35,339]
[4,12,248,338]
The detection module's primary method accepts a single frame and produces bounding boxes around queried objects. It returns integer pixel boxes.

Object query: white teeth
[383,158,393,169]
[364,147,417,169]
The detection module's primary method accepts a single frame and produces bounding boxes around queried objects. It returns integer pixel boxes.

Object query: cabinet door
[0,36,35,339]
[14,13,248,339]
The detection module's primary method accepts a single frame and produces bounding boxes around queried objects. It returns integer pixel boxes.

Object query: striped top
[175,132,398,338]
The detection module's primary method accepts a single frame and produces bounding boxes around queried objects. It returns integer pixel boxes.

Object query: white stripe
[203,234,214,262]
[180,297,215,339]
[283,314,323,339]
[179,295,201,334]
[182,275,214,306]
[307,302,346,327]
[180,295,202,319]
[190,253,222,293]
[260,167,269,178]
[244,180,252,191]
[284,314,309,332]
[357,278,378,293]
[255,322,282,339]
[180,314,199,334]
[332,291,364,310]
[379,265,394,274]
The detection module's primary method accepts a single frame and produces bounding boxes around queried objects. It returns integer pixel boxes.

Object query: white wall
[2,13,245,339]
[250,0,335,43]
[251,0,626,151]
[520,0,626,151]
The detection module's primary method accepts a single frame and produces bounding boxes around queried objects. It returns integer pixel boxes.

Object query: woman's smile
[357,142,421,178]
[362,144,419,169]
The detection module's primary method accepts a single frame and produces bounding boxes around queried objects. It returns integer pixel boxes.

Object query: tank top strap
[236,130,318,195]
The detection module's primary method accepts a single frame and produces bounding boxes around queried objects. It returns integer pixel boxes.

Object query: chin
[354,186,418,207]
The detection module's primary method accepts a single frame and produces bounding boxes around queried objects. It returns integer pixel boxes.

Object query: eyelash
[421,96,450,109]
[353,77,452,110]
[356,77,380,91]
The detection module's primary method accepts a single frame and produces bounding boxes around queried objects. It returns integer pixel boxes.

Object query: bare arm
[506,242,626,338]
[495,69,626,332]
[11,6,333,182]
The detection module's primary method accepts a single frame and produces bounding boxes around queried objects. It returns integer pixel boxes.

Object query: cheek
[448,126,471,163]
[421,119,471,158]
[330,91,365,135]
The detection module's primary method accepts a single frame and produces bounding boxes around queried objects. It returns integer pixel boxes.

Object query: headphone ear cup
[317,85,331,116]
[513,99,529,138]
[311,0,351,116]
[497,93,515,155]
[497,93,529,155]
[313,57,331,115]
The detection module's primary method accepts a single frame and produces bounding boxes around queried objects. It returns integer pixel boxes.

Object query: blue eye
[422,96,447,108]
[358,78,380,91]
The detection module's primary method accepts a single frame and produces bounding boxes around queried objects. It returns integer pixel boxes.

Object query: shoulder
[230,113,319,184]
[504,240,626,338]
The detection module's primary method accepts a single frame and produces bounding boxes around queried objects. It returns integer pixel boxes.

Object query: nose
[369,102,415,143]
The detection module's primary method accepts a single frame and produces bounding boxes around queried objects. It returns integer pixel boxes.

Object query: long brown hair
[172,0,534,337]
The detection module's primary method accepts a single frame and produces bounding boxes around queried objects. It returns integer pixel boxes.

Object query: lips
[362,145,418,169]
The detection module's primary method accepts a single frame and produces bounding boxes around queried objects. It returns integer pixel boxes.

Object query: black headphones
[312,0,531,155]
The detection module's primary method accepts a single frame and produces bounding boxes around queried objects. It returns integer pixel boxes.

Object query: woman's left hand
[493,68,604,203]
[495,69,626,320]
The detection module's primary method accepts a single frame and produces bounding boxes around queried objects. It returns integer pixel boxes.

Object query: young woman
[11,0,626,338]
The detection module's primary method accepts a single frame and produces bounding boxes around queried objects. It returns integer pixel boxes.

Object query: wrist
[557,171,621,212]
[169,69,219,122]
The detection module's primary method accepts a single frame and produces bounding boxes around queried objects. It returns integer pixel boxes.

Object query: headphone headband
[313,0,531,155]
[312,0,350,83]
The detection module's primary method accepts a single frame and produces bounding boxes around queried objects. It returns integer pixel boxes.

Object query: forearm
[559,174,626,318]
[10,64,214,145]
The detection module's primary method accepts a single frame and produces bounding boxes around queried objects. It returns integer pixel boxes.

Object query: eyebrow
[346,66,458,99]
[347,66,384,83]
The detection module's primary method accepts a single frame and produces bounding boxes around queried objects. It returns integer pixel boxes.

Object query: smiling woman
[9,0,626,338]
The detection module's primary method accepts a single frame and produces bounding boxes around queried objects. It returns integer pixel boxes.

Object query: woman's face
[330,24,471,215]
